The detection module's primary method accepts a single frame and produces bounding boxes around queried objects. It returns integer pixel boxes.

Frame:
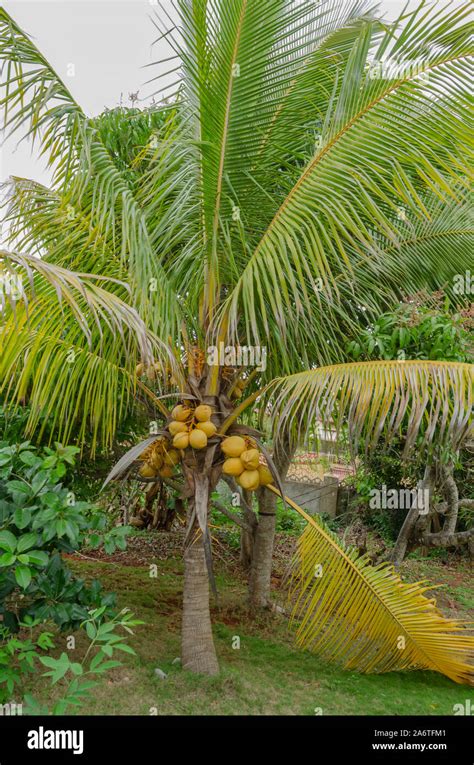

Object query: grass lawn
[22,532,473,716]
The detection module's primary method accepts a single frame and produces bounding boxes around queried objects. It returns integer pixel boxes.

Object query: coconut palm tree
[1,1,473,680]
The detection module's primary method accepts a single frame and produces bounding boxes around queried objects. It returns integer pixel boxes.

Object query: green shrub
[0,609,142,714]
[0,440,130,631]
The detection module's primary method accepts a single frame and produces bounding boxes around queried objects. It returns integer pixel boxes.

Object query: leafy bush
[0,608,142,714]
[341,434,424,542]
[276,499,305,534]
[347,295,473,363]
[0,440,130,631]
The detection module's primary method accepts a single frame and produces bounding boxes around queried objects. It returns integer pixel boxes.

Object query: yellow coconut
[257,464,273,485]
[238,469,260,491]
[189,429,208,450]
[159,465,174,479]
[139,463,158,478]
[240,448,260,470]
[149,450,164,470]
[221,436,246,457]
[222,457,244,476]
[172,404,192,422]
[146,364,158,380]
[173,432,190,450]
[196,421,217,437]
[168,420,188,436]
[163,448,181,467]
[194,404,212,422]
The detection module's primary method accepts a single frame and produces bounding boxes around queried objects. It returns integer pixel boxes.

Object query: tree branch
[211,500,252,532]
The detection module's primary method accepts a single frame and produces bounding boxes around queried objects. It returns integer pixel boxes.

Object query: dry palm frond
[267,360,474,455]
[268,486,474,685]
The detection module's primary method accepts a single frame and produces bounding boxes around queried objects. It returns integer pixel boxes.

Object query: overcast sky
[0,0,465,188]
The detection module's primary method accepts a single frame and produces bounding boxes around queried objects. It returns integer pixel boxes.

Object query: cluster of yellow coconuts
[169,403,217,451]
[135,361,162,381]
[137,403,273,492]
[138,437,180,480]
[221,435,273,491]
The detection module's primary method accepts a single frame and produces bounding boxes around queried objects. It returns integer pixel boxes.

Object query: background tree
[347,293,473,563]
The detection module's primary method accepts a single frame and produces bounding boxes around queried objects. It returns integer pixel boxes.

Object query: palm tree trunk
[181,467,219,675]
[239,489,257,570]
[181,531,219,675]
[248,434,294,609]
[248,488,278,608]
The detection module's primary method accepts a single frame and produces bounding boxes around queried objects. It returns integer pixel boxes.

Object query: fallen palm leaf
[267,485,474,685]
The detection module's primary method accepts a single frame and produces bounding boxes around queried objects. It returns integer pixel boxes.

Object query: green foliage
[0,617,54,701]
[343,297,473,540]
[345,443,421,541]
[276,499,305,535]
[347,297,473,364]
[0,609,142,714]
[0,438,131,631]
[91,105,174,182]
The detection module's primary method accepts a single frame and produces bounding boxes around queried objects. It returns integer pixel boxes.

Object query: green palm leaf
[221,2,473,350]
[0,8,84,178]
[0,252,177,452]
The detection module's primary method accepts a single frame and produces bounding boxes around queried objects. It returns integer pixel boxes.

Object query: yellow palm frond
[267,360,474,454]
[268,486,474,685]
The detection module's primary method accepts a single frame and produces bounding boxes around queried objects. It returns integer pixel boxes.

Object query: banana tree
[1,1,473,681]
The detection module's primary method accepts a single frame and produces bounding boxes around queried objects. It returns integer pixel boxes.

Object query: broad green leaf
[6,481,32,503]
[24,550,49,567]
[0,552,16,567]
[17,532,38,553]
[15,565,32,589]
[13,507,32,529]
[0,530,17,553]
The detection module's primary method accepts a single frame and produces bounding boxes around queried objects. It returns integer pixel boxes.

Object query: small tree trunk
[421,529,473,548]
[181,532,219,675]
[248,435,294,609]
[391,465,434,567]
[440,463,459,535]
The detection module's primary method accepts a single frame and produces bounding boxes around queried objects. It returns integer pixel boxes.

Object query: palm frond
[266,360,473,454]
[270,487,474,685]
[221,2,473,350]
[161,0,376,318]
[0,8,84,178]
[2,176,126,279]
[371,188,473,299]
[68,123,184,336]
[0,249,154,352]
[0,252,180,452]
